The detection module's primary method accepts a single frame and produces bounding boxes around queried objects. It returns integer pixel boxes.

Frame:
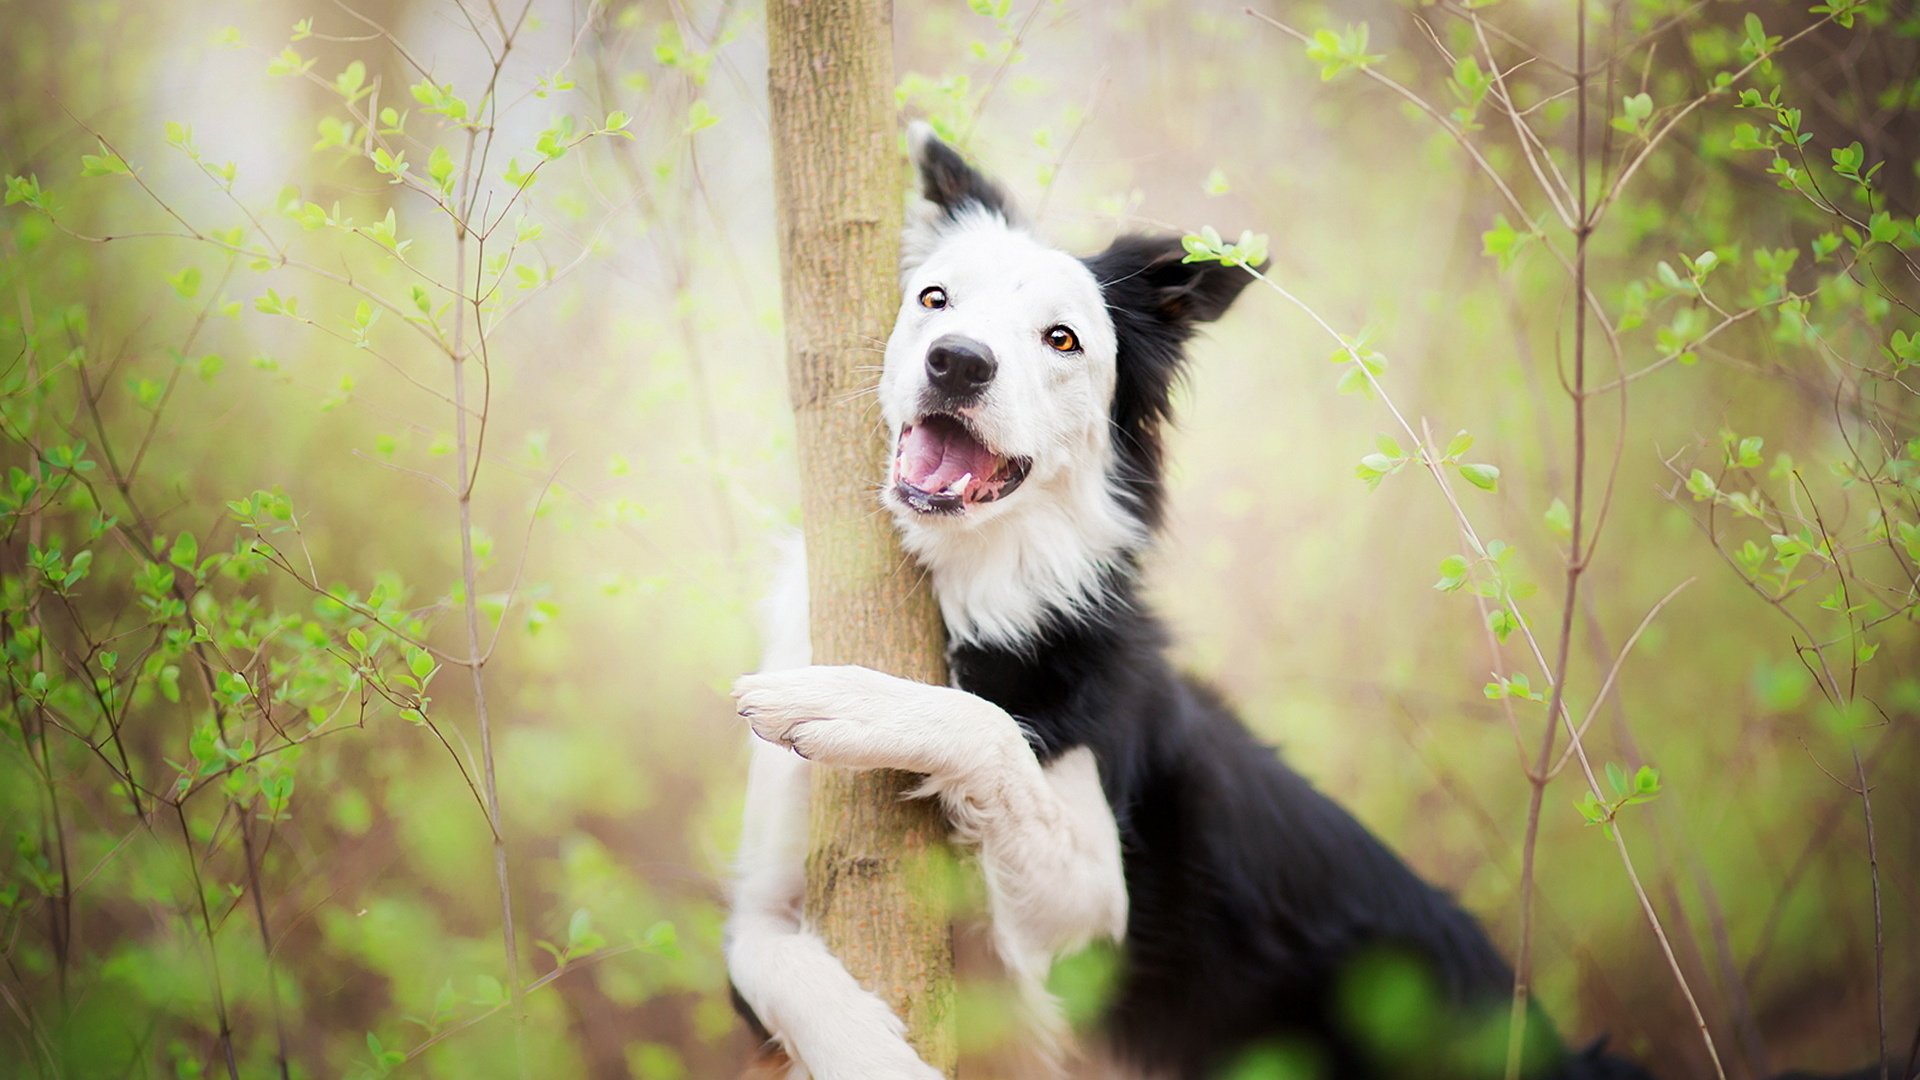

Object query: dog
[724,124,1872,1079]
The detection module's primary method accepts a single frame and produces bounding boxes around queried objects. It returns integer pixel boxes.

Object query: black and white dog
[724,126,1831,1079]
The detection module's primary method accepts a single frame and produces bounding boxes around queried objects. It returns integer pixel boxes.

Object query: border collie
[724,124,1867,1080]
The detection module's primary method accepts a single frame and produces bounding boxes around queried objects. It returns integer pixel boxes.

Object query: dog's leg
[725,540,940,1080]
[726,740,942,1080]
[733,665,1128,1047]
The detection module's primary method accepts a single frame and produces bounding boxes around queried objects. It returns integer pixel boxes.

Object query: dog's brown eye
[919,286,947,310]
[1044,325,1079,353]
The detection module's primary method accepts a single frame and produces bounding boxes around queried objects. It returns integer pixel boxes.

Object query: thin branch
[1548,578,1695,776]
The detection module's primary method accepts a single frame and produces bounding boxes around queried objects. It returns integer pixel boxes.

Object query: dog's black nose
[925,335,996,397]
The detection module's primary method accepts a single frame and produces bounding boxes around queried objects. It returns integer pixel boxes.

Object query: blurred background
[1,0,1916,1076]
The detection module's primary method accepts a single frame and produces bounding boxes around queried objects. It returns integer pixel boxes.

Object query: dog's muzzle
[893,413,1031,515]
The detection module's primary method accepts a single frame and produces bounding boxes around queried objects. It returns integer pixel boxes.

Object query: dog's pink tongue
[899,418,997,493]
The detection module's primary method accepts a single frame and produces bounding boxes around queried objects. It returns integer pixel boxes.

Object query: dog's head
[879,123,1259,641]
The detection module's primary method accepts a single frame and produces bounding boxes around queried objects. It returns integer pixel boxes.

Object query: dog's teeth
[946,472,972,496]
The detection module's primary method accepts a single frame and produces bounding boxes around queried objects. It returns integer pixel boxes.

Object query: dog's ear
[1083,233,1262,529]
[902,122,1019,271]
[1082,233,1263,329]
[909,120,1015,225]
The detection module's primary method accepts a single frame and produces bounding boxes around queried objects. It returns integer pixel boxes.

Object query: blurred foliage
[0,0,1916,1078]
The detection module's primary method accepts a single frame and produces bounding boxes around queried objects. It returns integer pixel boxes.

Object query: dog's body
[725,126,1666,1079]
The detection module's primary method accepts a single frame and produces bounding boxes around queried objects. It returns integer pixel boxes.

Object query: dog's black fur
[735,138,1880,1080]
[950,596,1571,1078]
[919,139,1592,1079]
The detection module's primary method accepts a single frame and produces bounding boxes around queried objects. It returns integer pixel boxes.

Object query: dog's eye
[1043,325,1079,353]
[919,286,947,310]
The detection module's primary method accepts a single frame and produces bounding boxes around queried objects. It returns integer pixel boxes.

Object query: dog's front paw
[733,665,875,756]
[732,665,982,775]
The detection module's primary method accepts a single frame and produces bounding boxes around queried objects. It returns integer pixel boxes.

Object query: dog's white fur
[727,543,1127,1078]
[726,126,1134,1078]
[726,544,938,1079]
[883,196,1145,648]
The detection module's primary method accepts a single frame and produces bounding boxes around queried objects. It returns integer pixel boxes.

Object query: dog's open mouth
[893,413,1031,515]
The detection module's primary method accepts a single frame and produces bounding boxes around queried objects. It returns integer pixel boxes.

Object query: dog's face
[879,198,1118,522]
[878,124,1259,642]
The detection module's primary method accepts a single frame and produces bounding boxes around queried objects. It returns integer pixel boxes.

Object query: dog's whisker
[832,386,882,406]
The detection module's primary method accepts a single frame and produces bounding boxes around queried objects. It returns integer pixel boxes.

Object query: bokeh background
[1,0,1916,1076]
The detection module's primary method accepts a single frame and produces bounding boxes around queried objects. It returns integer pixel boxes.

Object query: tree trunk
[766,0,959,1074]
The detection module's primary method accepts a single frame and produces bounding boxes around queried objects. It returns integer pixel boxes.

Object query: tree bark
[766,0,959,1074]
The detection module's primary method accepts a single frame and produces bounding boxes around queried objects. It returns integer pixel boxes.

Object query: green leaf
[4,174,45,209]
[472,974,507,1007]
[566,908,606,955]
[1605,761,1628,797]
[640,920,678,953]
[1304,23,1384,81]
[371,146,408,181]
[168,532,198,571]
[266,46,314,78]
[167,266,203,300]
[80,146,131,177]
[1458,462,1500,491]
[685,99,719,134]
[335,60,367,99]
[1612,93,1653,136]
[1543,498,1571,539]
[427,145,455,195]
[1481,214,1535,271]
